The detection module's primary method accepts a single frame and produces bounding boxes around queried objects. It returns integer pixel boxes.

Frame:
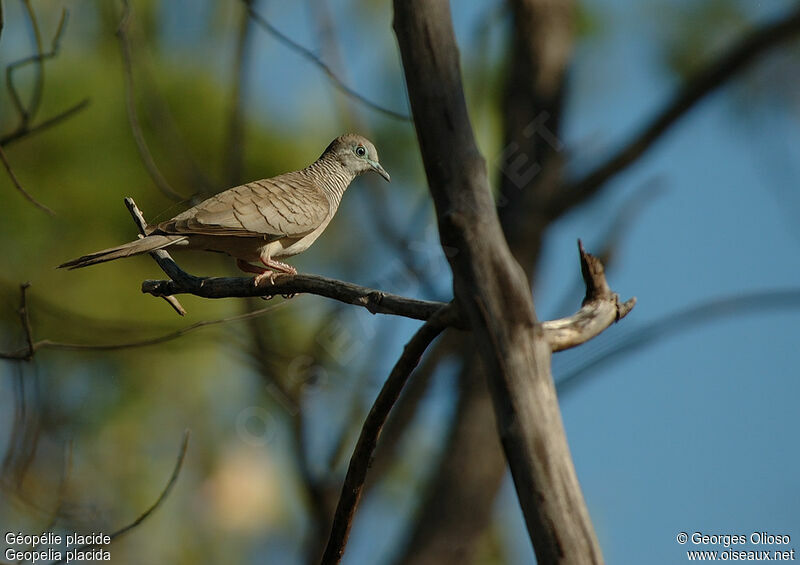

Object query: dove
[59,134,389,284]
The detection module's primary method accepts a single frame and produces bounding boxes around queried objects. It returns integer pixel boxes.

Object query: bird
[59,134,390,285]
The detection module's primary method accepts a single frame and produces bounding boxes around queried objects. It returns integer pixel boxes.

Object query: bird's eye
[355,145,367,157]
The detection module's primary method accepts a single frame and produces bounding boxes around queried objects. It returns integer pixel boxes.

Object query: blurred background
[1,0,799,563]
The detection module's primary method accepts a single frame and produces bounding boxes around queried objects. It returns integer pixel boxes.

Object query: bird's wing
[157,174,331,239]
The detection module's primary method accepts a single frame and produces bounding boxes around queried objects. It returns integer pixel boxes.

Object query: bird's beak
[370,161,391,182]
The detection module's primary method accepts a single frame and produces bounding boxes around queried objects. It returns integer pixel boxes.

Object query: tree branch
[393,1,613,562]
[142,271,453,324]
[399,1,576,558]
[550,4,800,217]
[320,305,455,565]
[546,241,636,352]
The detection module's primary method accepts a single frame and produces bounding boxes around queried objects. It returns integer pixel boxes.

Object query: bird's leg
[237,259,267,275]
[242,256,297,288]
[236,259,276,293]
[237,258,271,277]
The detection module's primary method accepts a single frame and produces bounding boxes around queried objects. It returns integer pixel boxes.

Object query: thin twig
[52,431,190,564]
[6,0,45,125]
[18,283,35,360]
[4,5,69,140]
[0,5,87,151]
[116,0,187,202]
[124,197,187,314]
[0,145,54,215]
[551,4,800,217]
[320,305,454,565]
[244,2,411,122]
[0,98,90,148]
[0,302,285,361]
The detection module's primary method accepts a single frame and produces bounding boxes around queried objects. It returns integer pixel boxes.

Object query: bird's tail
[58,235,187,269]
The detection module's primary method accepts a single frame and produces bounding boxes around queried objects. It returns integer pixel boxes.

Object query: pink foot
[253,270,277,286]
[260,258,297,276]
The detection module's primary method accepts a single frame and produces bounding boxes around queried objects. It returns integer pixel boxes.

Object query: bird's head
[325,134,390,182]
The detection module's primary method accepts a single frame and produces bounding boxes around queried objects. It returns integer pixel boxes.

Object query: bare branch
[0,145,54,215]
[123,198,186,315]
[244,3,411,122]
[116,0,188,202]
[0,98,90,148]
[52,431,190,564]
[320,305,454,565]
[143,271,453,324]
[551,4,800,217]
[544,241,635,352]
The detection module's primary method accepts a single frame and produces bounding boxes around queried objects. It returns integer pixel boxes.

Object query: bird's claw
[253,270,276,286]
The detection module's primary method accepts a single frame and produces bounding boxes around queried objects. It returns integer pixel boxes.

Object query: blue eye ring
[355,145,367,157]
